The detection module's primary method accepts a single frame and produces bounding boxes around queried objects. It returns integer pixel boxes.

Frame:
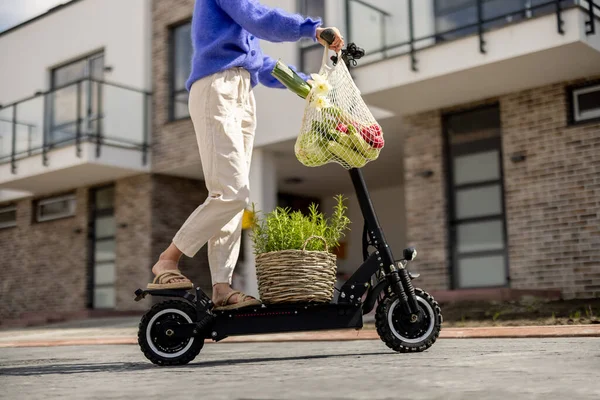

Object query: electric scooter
[133,30,442,366]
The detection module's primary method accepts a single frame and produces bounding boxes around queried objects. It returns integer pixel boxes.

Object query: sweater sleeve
[258,55,310,89]
[216,0,322,43]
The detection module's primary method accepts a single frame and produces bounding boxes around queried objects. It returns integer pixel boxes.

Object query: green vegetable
[327,141,368,168]
[295,131,330,167]
[308,121,340,142]
[311,120,335,133]
[323,105,355,125]
[337,130,380,161]
[250,195,351,254]
[363,147,379,161]
[337,133,355,150]
[348,129,379,160]
[271,60,312,99]
[347,123,359,136]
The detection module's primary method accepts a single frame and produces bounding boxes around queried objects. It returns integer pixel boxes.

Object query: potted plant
[250,195,351,304]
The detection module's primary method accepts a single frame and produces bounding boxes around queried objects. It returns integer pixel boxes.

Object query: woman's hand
[316,27,344,52]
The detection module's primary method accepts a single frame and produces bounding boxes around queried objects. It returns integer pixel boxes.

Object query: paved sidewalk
[0,316,599,348]
[3,339,600,399]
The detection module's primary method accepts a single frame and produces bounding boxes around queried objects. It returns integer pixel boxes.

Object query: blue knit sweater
[185,0,322,91]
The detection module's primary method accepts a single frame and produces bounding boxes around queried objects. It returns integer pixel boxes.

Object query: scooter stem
[348,168,419,315]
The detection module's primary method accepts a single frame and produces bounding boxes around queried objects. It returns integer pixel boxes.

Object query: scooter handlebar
[319,28,336,46]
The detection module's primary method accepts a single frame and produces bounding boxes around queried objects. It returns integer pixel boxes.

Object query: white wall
[321,184,406,276]
[0,0,151,102]
[252,0,308,147]
[252,0,435,146]
[354,9,589,98]
[0,0,152,157]
[239,148,279,298]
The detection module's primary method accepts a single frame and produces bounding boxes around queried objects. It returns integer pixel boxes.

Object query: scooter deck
[209,302,363,341]
[135,288,364,342]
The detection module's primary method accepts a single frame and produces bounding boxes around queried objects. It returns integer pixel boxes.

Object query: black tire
[375,288,442,353]
[138,300,203,366]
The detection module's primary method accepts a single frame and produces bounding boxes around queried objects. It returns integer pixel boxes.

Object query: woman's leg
[150,68,250,289]
[211,75,258,306]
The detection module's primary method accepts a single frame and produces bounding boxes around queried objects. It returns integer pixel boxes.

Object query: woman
[147,0,344,310]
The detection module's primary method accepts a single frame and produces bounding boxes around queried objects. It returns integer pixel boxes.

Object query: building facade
[1,0,599,326]
[0,0,159,324]
[348,0,600,299]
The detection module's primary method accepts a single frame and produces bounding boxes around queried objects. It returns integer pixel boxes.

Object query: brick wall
[0,189,88,323]
[115,175,153,311]
[151,0,198,173]
[114,173,212,307]
[150,0,213,294]
[403,111,450,291]
[151,174,212,294]
[0,172,212,324]
[501,81,600,299]
[403,80,600,299]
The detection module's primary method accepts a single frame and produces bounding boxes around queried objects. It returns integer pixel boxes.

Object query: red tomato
[335,123,348,133]
[360,125,385,148]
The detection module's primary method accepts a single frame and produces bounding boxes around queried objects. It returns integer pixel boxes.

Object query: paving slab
[0,322,598,348]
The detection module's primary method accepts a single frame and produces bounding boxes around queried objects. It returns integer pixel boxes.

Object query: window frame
[49,51,105,143]
[168,20,193,122]
[572,84,600,123]
[88,184,117,310]
[298,0,325,72]
[36,194,77,223]
[442,103,510,290]
[0,205,17,229]
[433,0,576,42]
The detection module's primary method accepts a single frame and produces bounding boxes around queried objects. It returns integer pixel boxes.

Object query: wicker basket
[255,235,337,304]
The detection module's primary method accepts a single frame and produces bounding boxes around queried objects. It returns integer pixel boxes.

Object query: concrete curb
[0,325,598,348]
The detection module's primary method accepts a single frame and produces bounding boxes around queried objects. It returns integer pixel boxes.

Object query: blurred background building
[0,0,598,326]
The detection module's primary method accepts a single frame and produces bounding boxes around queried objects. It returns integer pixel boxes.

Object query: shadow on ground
[0,351,391,376]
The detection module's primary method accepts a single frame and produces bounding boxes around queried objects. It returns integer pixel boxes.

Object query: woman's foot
[147,244,193,289]
[212,283,261,310]
[151,259,191,285]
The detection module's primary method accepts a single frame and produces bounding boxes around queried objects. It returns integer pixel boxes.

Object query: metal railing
[345,0,600,70]
[0,78,151,174]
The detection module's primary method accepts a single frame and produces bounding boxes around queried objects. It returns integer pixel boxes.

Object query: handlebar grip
[319,28,336,46]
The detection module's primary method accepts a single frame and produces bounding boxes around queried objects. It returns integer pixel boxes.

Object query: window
[36,194,76,222]
[170,22,193,120]
[0,205,17,229]
[299,0,325,73]
[435,0,477,40]
[434,0,576,41]
[572,84,600,123]
[89,186,116,309]
[444,105,508,289]
[50,52,105,145]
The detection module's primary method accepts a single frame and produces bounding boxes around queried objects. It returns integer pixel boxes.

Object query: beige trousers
[173,68,256,285]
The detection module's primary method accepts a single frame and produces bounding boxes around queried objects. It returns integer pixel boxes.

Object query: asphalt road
[0,338,599,400]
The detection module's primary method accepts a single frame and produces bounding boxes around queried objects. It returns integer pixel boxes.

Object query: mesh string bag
[295,48,384,169]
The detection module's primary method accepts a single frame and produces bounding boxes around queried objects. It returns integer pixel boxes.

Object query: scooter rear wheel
[375,288,442,353]
[138,300,203,366]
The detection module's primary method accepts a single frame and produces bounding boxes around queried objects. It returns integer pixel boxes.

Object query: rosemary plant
[250,195,351,255]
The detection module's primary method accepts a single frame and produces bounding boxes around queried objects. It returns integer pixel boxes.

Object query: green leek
[271,60,311,99]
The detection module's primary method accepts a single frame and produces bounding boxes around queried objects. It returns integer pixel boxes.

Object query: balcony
[0,78,151,196]
[345,0,600,115]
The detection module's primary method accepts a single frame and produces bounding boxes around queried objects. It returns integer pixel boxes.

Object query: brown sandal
[214,290,261,310]
[147,270,194,290]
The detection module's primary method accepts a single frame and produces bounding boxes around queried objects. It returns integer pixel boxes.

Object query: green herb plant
[250,195,351,255]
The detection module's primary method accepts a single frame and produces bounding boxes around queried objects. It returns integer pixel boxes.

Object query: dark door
[445,105,509,289]
[88,185,116,309]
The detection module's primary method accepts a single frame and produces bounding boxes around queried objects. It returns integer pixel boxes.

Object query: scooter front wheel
[375,288,442,353]
[138,300,203,366]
